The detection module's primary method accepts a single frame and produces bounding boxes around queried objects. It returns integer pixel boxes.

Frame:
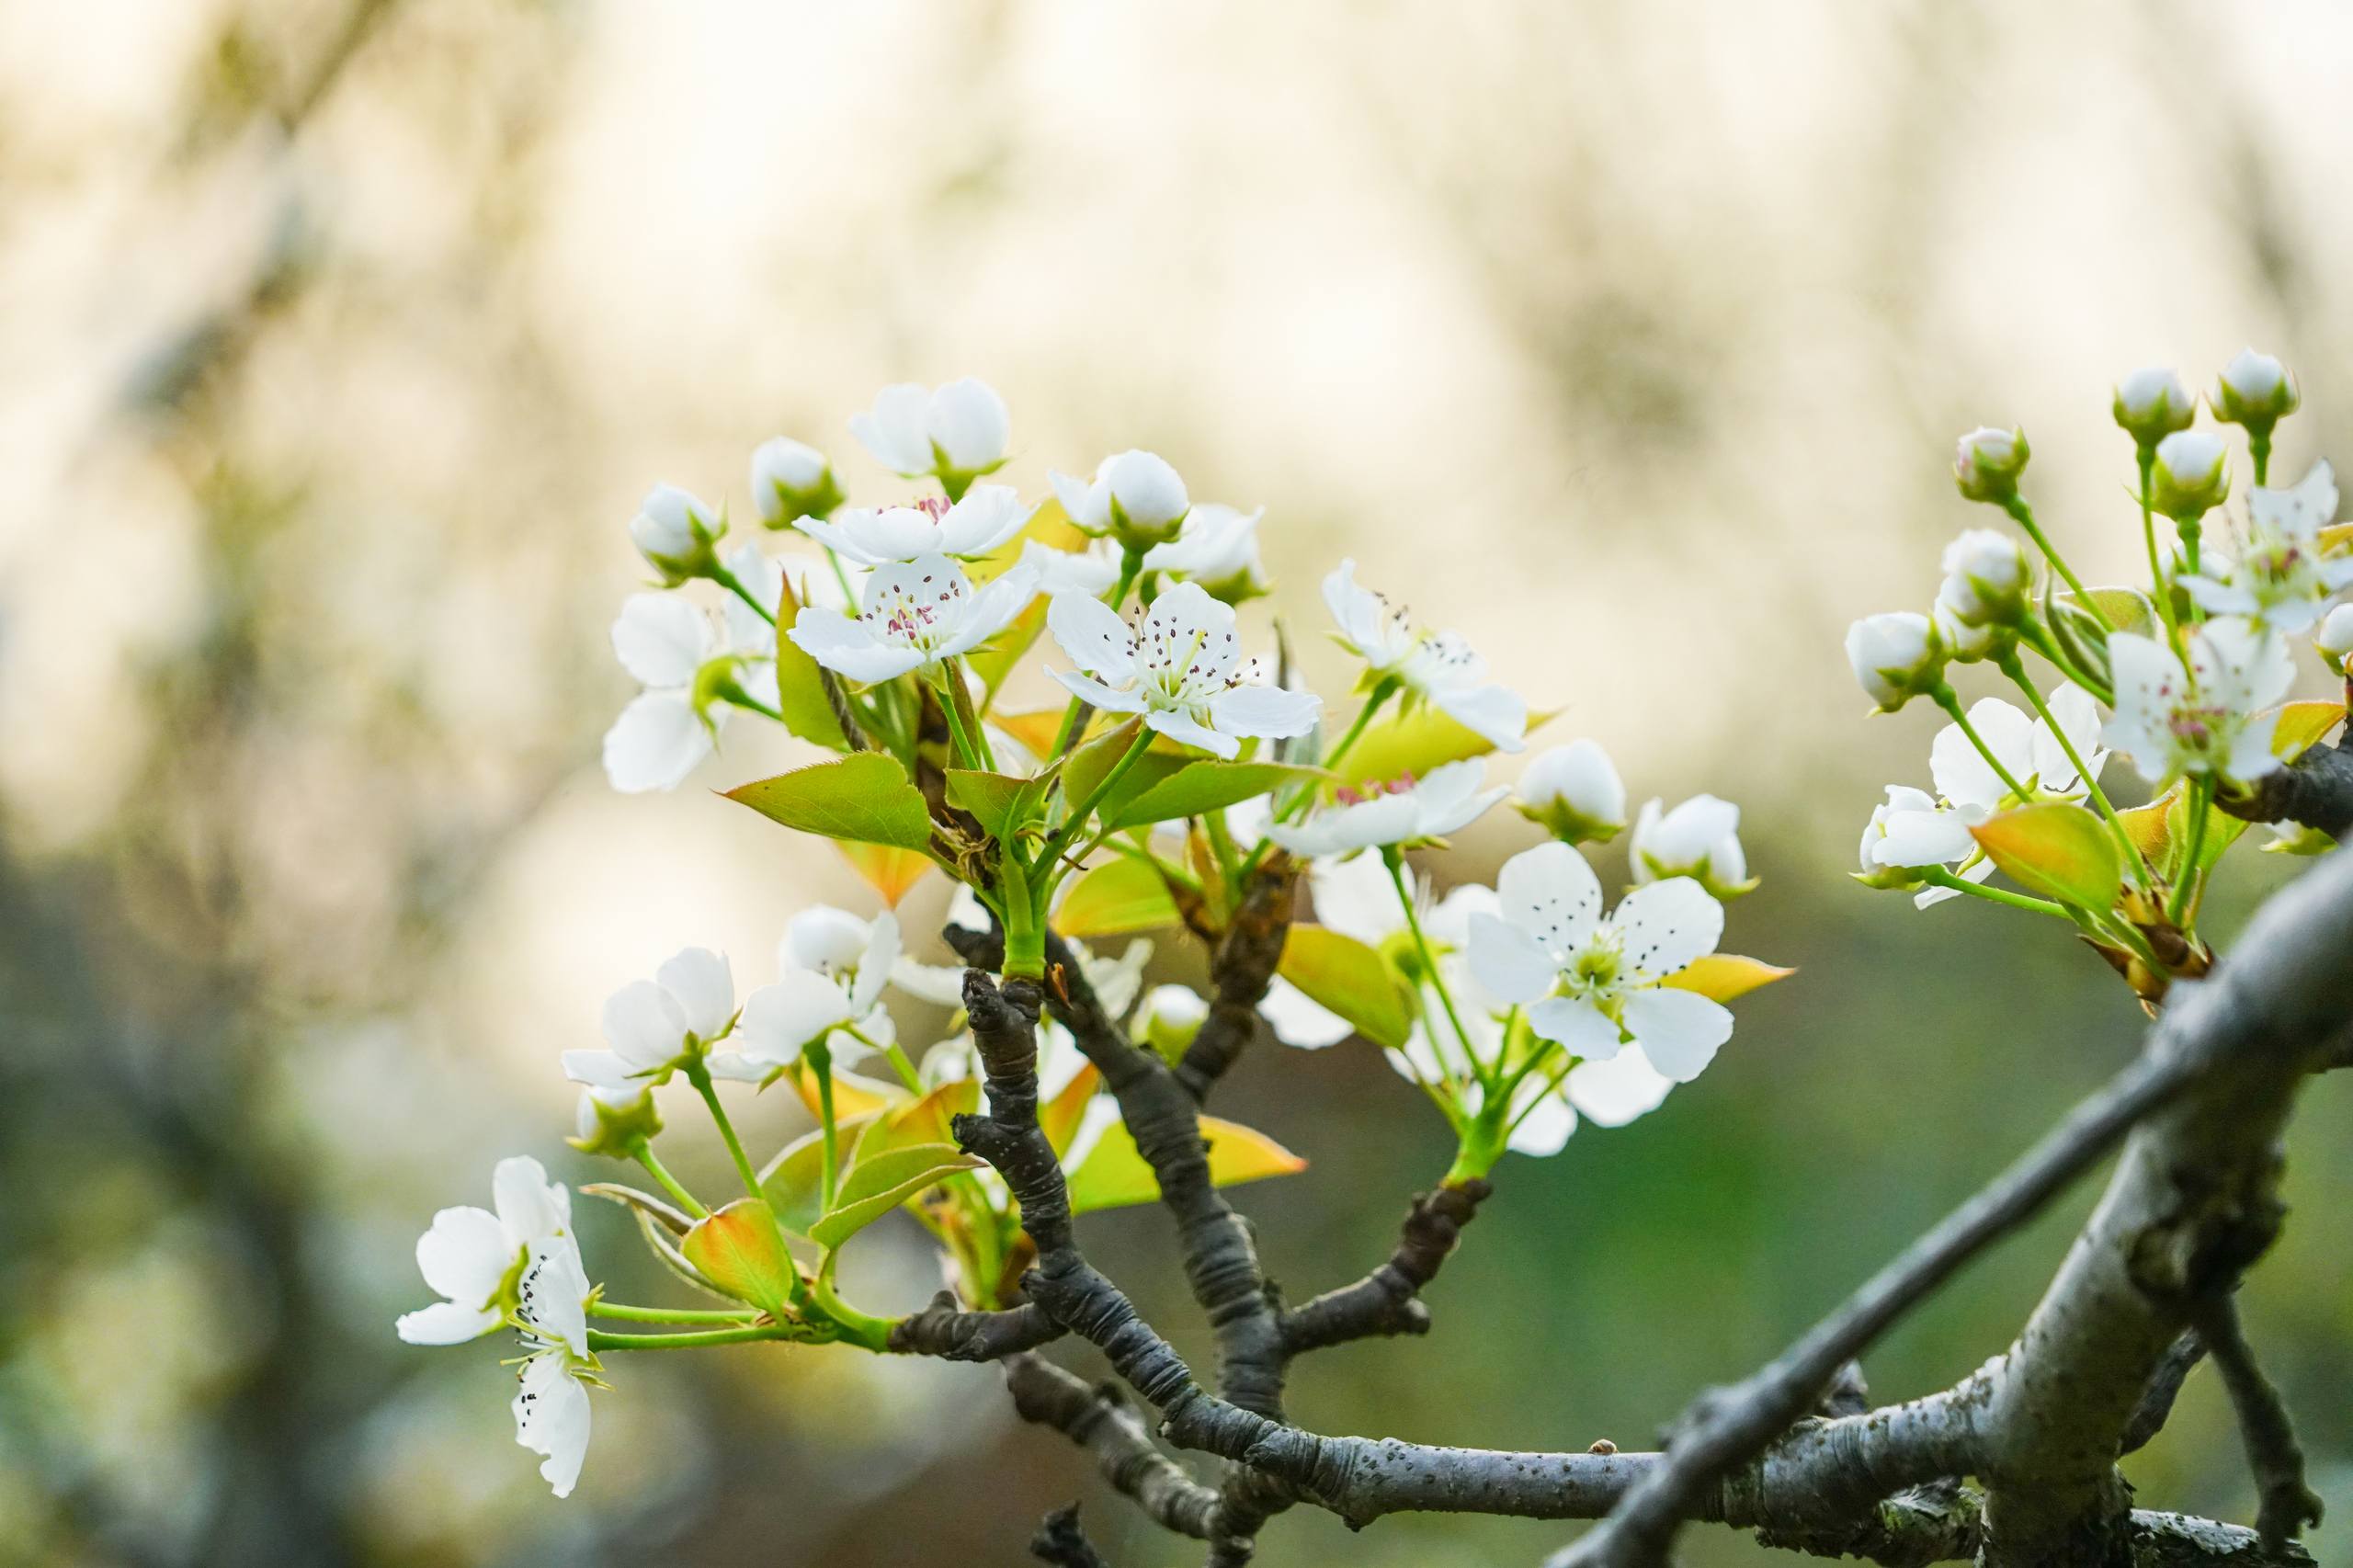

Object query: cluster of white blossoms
[407,376,1789,1499]
[1847,351,2348,971]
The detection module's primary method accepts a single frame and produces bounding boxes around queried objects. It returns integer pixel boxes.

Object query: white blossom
[2180,461,2353,632]
[563,948,736,1098]
[2103,620,2296,790]
[1516,740,1627,842]
[1467,842,1732,1082]
[1051,450,1190,543]
[1321,560,1527,751]
[1142,504,1269,599]
[1846,611,1941,711]
[2317,602,2353,661]
[1953,426,2029,502]
[794,487,1033,566]
[708,913,902,1079]
[1938,528,2030,627]
[789,553,1040,684]
[2214,348,2299,426]
[1629,794,1749,895]
[1046,582,1320,759]
[850,379,1011,482]
[603,595,721,792]
[750,437,836,525]
[1022,536,1124,597]
[1268,759,1506,859]
[2113,367,2196,443]
[2154,429,2229,517]
[629,483,722,578]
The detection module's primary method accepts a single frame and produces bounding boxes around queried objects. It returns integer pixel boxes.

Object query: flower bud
[1631,793,1756,899]
[2317,602,2353,662]
[784,906,870,974]
[1937,528,2031,627]
[2213,347,2300,433]
[1137,983,1209,1062]
[1853,791,1925,892]
[750,437,843,528]
[927,378,1013,476]
[1845,611,1943,712]
[2152,429,2229,519]
[631,483,724,585]
[2111,367,2196,447]
[1953,426,2030,504]
[1931,593,1997,664]
[569,1086,664,1157]
[1104,449,1189,546]
[1515,739,1627,845]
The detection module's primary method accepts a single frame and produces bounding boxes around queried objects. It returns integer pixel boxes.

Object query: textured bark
[888,1291,1064,1359]
[1006,1354,1222,1540]
[2217,733,2353,841]
[1031,1503,1115,1568]
[1280,1180,1492,1353]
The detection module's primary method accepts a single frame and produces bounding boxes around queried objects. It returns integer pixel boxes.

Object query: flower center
[863,569,968,653]
[1562,927,1624,999]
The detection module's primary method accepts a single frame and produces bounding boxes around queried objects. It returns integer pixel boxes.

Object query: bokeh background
[7,3,2353,1564]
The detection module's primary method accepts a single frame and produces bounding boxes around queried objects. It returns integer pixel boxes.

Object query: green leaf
[1333,705,1553,793]
[2057,586,2156,639]
[1970,803,2122,911]
[725,752,938,852]
[852,1079,982,1165]
[809,1142,982,1251]
[1056,858,1181,937]
[1066,1115,1306,1213]
[757,1112,878,1234]
[681,1199,799,1316]
[770,573,852,749]
[1063,719,1147,807]
[947,769,1030,839]
[1662,954,1794,1003]
[1104,760,1323,830]
[1275,926,1413,1049]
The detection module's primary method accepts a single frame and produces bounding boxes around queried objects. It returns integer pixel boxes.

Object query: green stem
[589,1301,760,1324]
[2178,517,2205,588]
[2251,431,2273,488]
[822,546,859,609]
[808,1039,840,1212]
[939,658,997,770]
[687,1062,766,1204]
[1931,684,2031,801]
[2168,780,2211,926]
[2136,448,2185,653]
[586,1325,792,1351]
[2001,495,2108,628]
[1385,847,1484,1081]
[1919,866,2070,918]
[710,563,776,625]
[633,1144,708,1219]
[1042,722,1154,868]
[2018,619,2114,707]
[1995,652,2151,887]
[814,1256,896,1352]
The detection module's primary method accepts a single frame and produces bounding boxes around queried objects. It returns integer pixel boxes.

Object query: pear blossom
[1321,561,1528,751]
[630,483,723,583]
[850,379,1011,484]
[1045,581,1320,759]
[750,437,841,526]
[2113,367,2197,445]
[1022,535,1124,597]
[721,543,784,653]
[794,487,1033,566]
[1266,853,1498,1050]
[2317,602,2353,663]
[1516,740,1627,844]
[2179,461,2353,632]
[1932,594,1998,663]
[1953,426,2029,502]
[1846,611,1942,711]
[2102,620,2296,790]
[1142,504,1269,600]
[708,914,902,1079]
[563,948,736,1099]
[788,552,1040,685]
[2214,348,2299,429]
[602,594,779,793]
[1051,450,1190,545]
[1938,529,2031,627]
[1629,794,1751,897]
[1467,842,1732,1081]
[2153,430,2229,518]
[1268,758,1506,859]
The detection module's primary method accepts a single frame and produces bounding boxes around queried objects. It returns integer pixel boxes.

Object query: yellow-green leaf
[766,573,852,750]
[1971,802,2122,911]
[756,1116,876,1234]
[681,1199,798,1316]
[809,1142,983,1251]
[835,841,933,906]
[1663,954,1794,1003]
[1040,1065,1101,1157]
[1057,858,1181,937]
[1066,1115,1306,1214]
[1106,760,1323,830]
[947,769,1031,839]
[1334,705,1554,793]
[725,752,938,853]
[993,707,1067,759]
[784,1062,899,1123]
[2270,699,2345,760]
[1276,926,1413,1049]
[2057,586,2156,639]
[853,1078,982,1165]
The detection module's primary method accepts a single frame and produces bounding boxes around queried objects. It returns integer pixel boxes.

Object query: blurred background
[6,2,2353,1564]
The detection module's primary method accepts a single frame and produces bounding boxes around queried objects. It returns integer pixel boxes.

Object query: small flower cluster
[403,377,1786,1499]
[1847,351,2349,993]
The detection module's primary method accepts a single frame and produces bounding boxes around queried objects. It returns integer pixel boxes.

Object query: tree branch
[2188,1294,2324,1553]
[890,1291,1065,1360]
[1279,1179,1492,1353]
[1005,1354,1222,1540]
[2217,727,2353,840]
[1032,1503,1116,1568]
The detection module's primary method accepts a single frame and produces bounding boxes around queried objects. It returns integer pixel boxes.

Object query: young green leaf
[681,1199,799,1316]
[809,1142,982,1251]
[1104,760,1323,830]
[946,769,1032,840]
[1333,706,1553,793]
[1056,858,1182,937]
[1970,802,2122,911]
[725,752,938,853]
[1661,954,1794,1004]
[770,573,853,749]
[1065,1115,1306,1213]
[1275,926,1413,1049]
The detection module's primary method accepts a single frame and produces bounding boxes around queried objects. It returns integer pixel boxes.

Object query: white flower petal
[737,970,857,1066]
[1144,708,1239,758]
[611,595,715,688]
[1505,1088,1576,1157]
[415,1205,512,1304]
[1611,877,1723,981]
[1496,840,1604,956]
[1467,914,1560,1004]
[935,485,1030,556]
[1210,684,1322,740]
[656,948,734,1040]
[1525,994,1623,1059]
[492,1155,570,1244]
[849,382,936,474]
[1566,1048,1677,1127]
[512,1354,593,1499]
[1258,975,1355,1049]
[1620,989,1733,1082]
[1433,683,1528,751]
[601,980,689,1070]
[788,608,928,684]
[395,1299,503,1345]
[602,690,712,793]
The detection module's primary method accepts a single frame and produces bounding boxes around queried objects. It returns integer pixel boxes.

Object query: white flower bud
[568,1085,662,1157]
[1516,739,1627,845]
[750,437,840,527]
[1931,592,1995,663]
[2112,367,2196,447]
[1846,611,1942,711]
[1953,425,2030,504]
[926,378,1012,473]
[1938,528,2031,627]
[631,483,722,584]
[2316,602,2353,658]
[1103,449,1189,543]
[1137,983,1209,1062]
[1631,793,1754,898]
[2214,347,2300,431]
[784,906,871,975]
[2152,429,2230,519]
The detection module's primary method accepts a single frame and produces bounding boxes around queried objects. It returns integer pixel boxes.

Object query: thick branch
[1173,866,1294,1101]
[1279,1180,1491,1353]
[1006,1354,1222,1540]
[2218,732,2353,840]
[890,1291,1065,1360]
[2188,1295,2324,1553]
